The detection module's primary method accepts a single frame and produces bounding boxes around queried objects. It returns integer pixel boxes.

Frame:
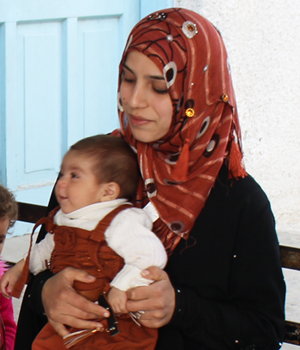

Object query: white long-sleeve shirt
[27,199,167,291]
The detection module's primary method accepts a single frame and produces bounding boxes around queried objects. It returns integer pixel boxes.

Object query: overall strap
[88,204,132,278]
[11,207,60,298]
[89,204,133,243]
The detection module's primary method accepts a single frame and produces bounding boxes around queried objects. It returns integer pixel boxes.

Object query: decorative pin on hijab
[182,21,198,39]
[185,108,195,118]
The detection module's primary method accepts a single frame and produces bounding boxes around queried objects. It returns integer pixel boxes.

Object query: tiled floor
[2,229,300,349]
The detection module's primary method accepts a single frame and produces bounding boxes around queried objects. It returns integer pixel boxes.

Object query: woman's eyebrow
[123,63,165,80]
[123,63,134,74]
[148,75,164,80]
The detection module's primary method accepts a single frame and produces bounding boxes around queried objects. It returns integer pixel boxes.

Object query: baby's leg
[32,323,65,350]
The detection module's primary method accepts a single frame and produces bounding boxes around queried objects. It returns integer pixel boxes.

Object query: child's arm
[0,233,54,300]
[105,208,168,292]
[107,287,127,314]
[0,259,25,298]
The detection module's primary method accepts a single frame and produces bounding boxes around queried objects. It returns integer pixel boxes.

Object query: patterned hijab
[115,8,247,255]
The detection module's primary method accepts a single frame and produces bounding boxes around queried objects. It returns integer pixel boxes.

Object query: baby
[0,184,18,350]
[1,135,167,350]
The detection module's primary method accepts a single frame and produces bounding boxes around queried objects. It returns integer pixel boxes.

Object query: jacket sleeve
[165,179,285,350]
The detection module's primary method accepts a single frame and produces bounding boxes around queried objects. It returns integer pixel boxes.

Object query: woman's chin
[130,128,166,144]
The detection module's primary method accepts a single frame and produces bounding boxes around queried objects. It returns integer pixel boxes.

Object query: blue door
[0,0,172,234]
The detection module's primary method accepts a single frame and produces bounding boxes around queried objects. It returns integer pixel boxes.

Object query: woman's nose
[128,83,148,109]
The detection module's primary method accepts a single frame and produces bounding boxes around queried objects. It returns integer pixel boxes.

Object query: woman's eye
[153,86,169,94]
[153,83,168,94]
[121,70,135,83]
[123,75,135,83]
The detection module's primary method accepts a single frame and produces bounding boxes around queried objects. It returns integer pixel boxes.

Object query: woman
[15,8,285,350]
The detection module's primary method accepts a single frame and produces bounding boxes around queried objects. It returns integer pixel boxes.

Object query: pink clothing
[0,260,17,350]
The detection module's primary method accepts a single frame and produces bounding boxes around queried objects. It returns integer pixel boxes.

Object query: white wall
[174,0,300,234]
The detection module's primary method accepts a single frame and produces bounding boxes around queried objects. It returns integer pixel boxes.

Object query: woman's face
[120,51,173,143]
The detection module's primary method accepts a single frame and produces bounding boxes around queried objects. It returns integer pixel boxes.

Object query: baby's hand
[107,287,128,314]
[0,260,24,299]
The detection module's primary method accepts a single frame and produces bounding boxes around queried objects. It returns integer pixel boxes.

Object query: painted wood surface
[1,0,140,206]
[0,0,173,234]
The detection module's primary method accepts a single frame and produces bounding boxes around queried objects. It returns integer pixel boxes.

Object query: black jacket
[157,165,285,349]
[15,165,285,350]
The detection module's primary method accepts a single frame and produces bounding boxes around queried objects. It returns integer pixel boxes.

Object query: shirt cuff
[168,286,202,329]
[168,287,185,327]
[110,265,153,291]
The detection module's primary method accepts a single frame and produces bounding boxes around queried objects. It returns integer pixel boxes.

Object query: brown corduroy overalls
[22,205,157,350]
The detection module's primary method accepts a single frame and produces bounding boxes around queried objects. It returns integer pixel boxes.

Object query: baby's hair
[0,184,18,228]
[70,135,140,201]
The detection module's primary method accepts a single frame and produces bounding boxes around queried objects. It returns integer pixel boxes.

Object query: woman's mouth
[128,115,152,127]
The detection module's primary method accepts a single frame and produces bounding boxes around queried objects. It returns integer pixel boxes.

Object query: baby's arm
[106,208,167,292]
[27,232,54,275]
[0,259,25,298]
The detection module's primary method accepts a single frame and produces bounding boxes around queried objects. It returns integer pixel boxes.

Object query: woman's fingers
[48,313,104,337]
[126,266,175,328]
[42,267,109,336]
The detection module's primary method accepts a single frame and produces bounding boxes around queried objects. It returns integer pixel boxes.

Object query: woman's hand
[126,266,175,328]
[42,267,109,337]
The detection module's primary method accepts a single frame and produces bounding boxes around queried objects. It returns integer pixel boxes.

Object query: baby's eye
[58,171,63,179]
[71,172,79,179]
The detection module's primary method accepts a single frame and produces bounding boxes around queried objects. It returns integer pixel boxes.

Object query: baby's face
[0,217,10,255]
[55,150,106,214]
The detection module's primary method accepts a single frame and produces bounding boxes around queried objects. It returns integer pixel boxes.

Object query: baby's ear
[102,182,121,201]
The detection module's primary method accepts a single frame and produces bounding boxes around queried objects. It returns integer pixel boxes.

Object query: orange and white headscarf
[115,8,247,255]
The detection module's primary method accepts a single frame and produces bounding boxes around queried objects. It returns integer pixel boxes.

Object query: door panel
[77,17,119,138]
[0,0,173,216]
[21,22,61,175]
[0,0,140,206]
